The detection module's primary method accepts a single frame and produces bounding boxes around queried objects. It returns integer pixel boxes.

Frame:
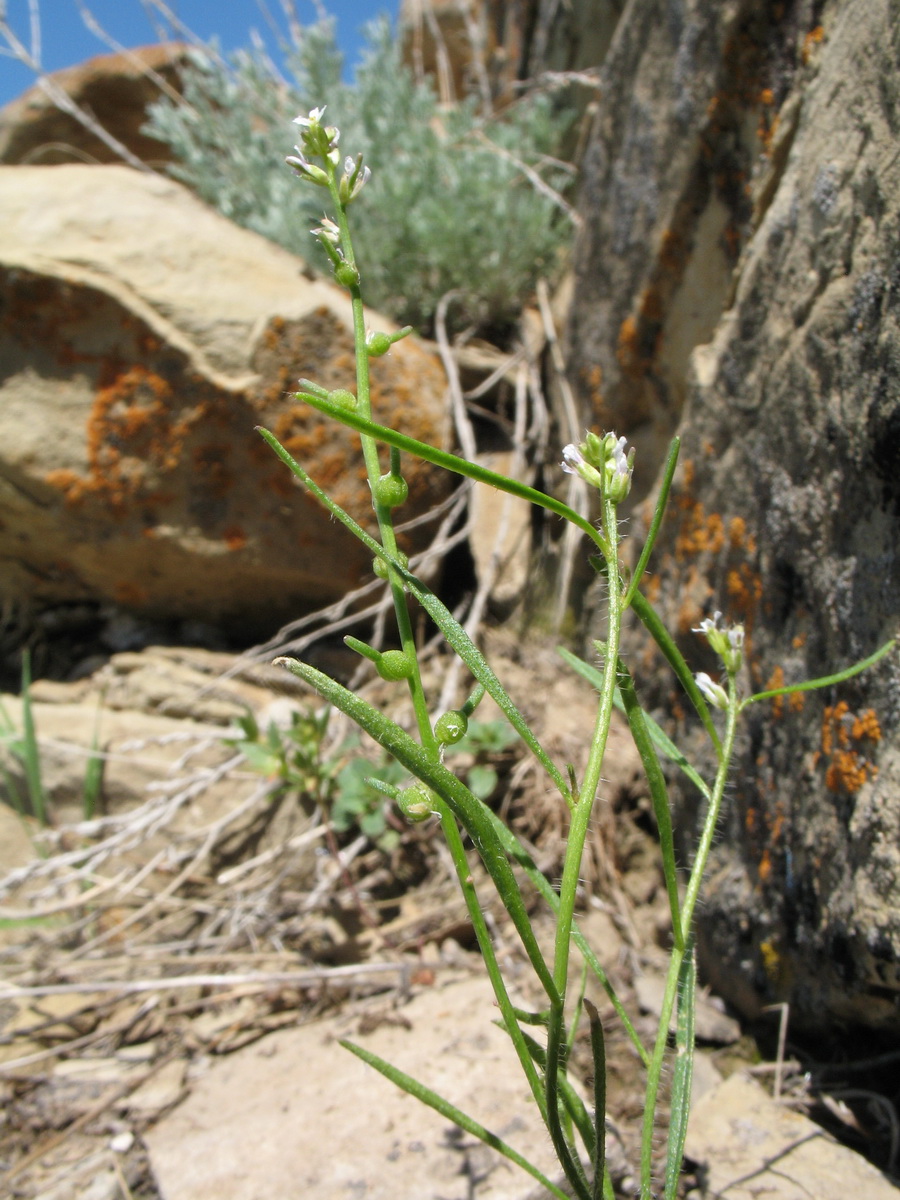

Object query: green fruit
[434,710,469,745]
[376,650,414,681]
[373,472,409,509]
[397,785,433,823]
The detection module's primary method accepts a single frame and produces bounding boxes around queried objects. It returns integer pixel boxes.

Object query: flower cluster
[693,611,744,673]
[286,106,371,204]
[692,611,744,711]
[561,432,635,504]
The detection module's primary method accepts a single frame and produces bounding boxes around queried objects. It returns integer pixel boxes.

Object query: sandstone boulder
[0,164,450,641]
[570,0,900,1031]
[0,43,189,168]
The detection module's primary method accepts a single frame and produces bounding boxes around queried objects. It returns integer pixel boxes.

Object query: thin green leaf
[258,427,572,806]
[558,648,711,801]
[290,393,611,556]
[481,802,650,1068]
[583,999,607,1200]
[665,941,696,1200]
[615,661,683,950]
[624,437,680,608]
[20,652,47,826]
[340,1039,572,1200]
[744,638,896,706]
[274,655,559,1005]
[519,1028,597,1164]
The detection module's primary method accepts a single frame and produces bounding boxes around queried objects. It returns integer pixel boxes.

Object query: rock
[145,973,569,1200]
[634,970,741,1044]
[0,44,189,168]
[568,0,900,1034]
[685,1073,898,1200]
[0,644,316,817]
[0,164,450,639]
[567,0,748,496]
[398,1,617,109]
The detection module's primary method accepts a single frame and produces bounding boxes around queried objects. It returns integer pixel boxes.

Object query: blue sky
[0,1,399,109]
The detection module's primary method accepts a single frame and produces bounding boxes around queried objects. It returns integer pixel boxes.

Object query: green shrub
[145,18,574,335]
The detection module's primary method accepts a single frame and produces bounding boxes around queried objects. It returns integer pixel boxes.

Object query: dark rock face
[0,44,188,168]
[570,0,900,1031]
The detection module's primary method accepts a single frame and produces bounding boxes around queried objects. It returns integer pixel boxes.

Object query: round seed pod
[335,262,360,288]
[366,331,393,357]
[434,709,469,745]
[396,785,433,823]
[327,388,357,411]
[373,472,409,509]
[376,650,414,681]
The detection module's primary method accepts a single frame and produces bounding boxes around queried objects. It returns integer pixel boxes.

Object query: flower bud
[561,430,634,503]
[434,710,469,746]
[695,671,729,711]
[692,612,744,673]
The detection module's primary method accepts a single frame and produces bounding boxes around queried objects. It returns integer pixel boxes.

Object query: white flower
[692,611,723,638]
[561,443,584,474]
[293,105,327,128]
[695,672,729,710]
[285,147,329,186]
[693,611,744,672]
[312,215,341,245]
[561,442,604,490]
[338,154,371,204]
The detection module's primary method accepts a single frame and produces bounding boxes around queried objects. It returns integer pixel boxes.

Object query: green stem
[328,175,436,756]
[545,493,623,1200]
[638,677,740,1199]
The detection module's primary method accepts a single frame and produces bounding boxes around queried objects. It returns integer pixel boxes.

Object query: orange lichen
[820,702,881,793]
[726,563,762,628]
[765,666,785,718]
[44,365,206,512]
[801,25,824,65]
[852,709,881,743]
[675,503,725,559]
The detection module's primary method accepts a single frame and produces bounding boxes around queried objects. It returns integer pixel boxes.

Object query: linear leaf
[665,942,696,1200]
[275,655,558,1004]
[341,1039,571,1200]
[744,638,896,706]
[258,427,572,805]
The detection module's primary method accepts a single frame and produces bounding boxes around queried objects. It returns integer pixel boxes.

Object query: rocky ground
[1,630,897,1199]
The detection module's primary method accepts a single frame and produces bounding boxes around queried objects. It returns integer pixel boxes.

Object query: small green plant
[144,17,574,335]
[0,652,104,827]
[332,754,406,849]
[252,107,895,1200]
[229,706,406,850]
[0,651,49,824]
